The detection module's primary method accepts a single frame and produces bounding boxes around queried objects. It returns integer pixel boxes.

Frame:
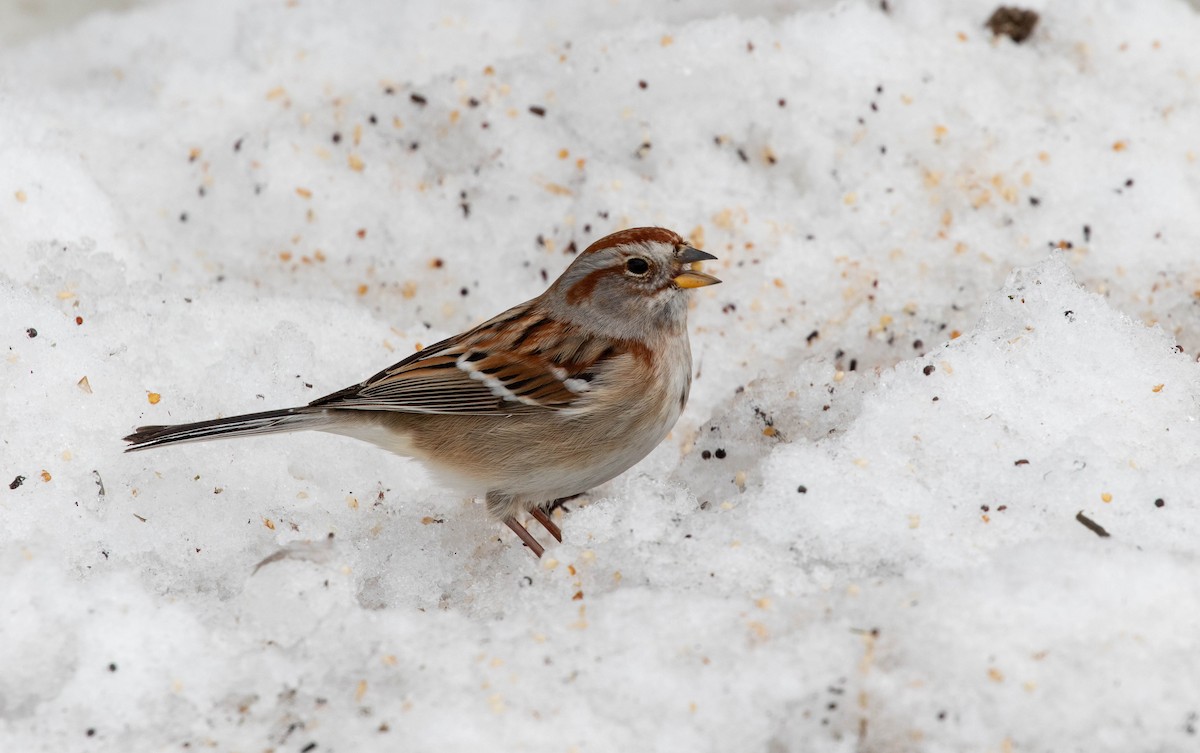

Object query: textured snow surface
[3,1,1200,751]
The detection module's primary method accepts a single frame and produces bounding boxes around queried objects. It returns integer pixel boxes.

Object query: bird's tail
[123,407,331,452]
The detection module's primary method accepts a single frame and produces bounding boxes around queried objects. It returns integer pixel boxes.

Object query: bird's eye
[625,257,650,275]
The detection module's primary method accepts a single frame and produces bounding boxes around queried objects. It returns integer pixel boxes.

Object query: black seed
[714,448,727,459]
[701,450,712,460]
[410,93,427,106]
[923,364,935,375]
[1083,225,1092,242]
[468,97,480,107]
[797,485,807,494]
[985,6,1039,43]
[806,330,819,343]
[26,328,37,338]
[1014,459,1029,466]
[332,132,342,144]
[1155,498,1165,508]
[1075,510,1110,538]
[638,80,648,89]
[1029,196,1040,206]
[9,475,25,489]
[529,105,546,117]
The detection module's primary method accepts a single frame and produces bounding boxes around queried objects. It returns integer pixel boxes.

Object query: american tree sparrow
[125,227,720,556]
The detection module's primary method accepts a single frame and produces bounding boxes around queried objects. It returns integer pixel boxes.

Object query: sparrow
[124,227,721,557]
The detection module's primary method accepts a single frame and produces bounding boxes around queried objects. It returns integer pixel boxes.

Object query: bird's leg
[529,507,563,543]
[505,518,545,558]
[546,493,583,514]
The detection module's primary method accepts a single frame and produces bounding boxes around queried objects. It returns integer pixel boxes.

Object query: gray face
[545,239,716,341]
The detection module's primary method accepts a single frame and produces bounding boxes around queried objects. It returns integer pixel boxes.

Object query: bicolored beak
[674,246,722,289]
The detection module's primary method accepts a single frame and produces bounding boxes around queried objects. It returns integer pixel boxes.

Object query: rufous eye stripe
[565,267,611,306]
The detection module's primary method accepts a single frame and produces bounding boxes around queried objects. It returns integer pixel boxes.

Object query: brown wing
[307,301,625,416]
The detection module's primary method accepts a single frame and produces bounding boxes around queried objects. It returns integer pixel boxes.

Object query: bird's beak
[674,246,721,288]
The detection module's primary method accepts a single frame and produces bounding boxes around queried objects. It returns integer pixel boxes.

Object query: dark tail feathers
[123,407,330,452]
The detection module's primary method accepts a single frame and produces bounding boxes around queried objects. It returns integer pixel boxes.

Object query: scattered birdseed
[1075,510,1110,538]
[985,7,1039,44]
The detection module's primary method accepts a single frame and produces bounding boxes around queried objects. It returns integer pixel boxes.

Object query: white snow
[3,0,1200,751]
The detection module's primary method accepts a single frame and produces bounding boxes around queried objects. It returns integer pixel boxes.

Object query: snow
[3,0,1200,750]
